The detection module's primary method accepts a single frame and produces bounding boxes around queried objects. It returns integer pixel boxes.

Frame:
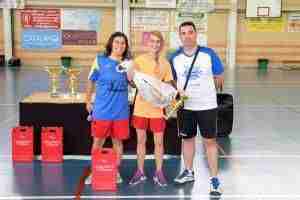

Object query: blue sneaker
[210,177,222,196]
[153,170,168,187]
[129,169,147,186]
[174,169,195,184]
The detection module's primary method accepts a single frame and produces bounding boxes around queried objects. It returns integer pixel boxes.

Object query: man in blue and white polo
[169,21,224,196]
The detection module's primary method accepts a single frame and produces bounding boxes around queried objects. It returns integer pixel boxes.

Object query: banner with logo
[21,9,60,29]
[62,8,101,31]
[288,12,300,32]
[145,0,176,8]
[175,12,207,32]
[131,9,170,31]
[246,17,285,32]
[0,0,24,8]
[177,0,215,13]
[21,29,62,49]
[62,30,97,45]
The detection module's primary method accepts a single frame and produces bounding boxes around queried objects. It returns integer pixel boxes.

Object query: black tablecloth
[19,102,181,155]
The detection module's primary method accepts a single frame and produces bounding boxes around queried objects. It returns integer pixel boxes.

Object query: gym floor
[0,66,300,199]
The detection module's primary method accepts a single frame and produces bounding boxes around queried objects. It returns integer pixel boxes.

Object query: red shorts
[91,119,129,140]
[132,116,166,133]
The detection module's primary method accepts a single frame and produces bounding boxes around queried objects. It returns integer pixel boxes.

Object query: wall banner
[62,9,101,31]
[177,0,215,13]
[62,30,97,45]
[0,0,24,8]
[131,9,169,31]
[21,29,62,49]
[145,0,176,8]
[246,17,285,32]
[175,12,207,32]
[288,12,300,32]
[21,9,60,29]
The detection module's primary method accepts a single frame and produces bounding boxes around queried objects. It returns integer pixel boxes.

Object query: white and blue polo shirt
[169,46,224,111]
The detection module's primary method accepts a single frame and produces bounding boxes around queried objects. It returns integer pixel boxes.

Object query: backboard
[246,0,282,18]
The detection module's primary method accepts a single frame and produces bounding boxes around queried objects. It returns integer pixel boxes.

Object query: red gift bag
[12,126,34,162]
[41,127,63,162]
[92,148,117,191]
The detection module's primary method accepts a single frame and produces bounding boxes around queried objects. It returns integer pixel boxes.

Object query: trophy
[45,66,62,97]
[163,95,188,120]
[65,67,81,97]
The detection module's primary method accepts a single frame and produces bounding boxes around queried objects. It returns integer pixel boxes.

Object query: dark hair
[104,32,130,60]
[179,21,197,32]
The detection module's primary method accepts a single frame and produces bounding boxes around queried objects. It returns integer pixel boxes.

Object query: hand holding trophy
[44,66,63,97]
[163,93,188,119]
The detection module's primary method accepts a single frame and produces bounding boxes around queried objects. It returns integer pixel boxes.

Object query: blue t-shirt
[88,55,129,120]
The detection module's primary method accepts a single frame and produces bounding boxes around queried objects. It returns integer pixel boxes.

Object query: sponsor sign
[62,30,97,45]
[21,9,60,29]
[22,29,62,49]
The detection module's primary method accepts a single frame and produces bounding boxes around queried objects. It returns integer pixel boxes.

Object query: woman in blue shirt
[85,32,131,185]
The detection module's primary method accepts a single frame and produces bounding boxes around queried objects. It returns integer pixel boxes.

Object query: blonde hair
[149,31,164,64]
[150,31,165,73]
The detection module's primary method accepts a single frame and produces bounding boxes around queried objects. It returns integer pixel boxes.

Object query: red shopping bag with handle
[41,127,63,162]
[12,126,34,162]
[92,148,117,191]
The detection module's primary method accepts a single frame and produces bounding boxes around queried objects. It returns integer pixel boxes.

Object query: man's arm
[214,74,224,91]
[210,48,224,91]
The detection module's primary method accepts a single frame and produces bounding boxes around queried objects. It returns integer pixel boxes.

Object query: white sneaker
[174,169,195,184]
[85,174,92,185]
[117,172,123,184]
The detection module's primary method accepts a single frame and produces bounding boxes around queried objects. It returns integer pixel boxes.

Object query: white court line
[0,104,17,106]
[218,154,300,158]
[2,154,300,160]
[0,114,17,126]
[0,155,180,160]
[1,194,300,199]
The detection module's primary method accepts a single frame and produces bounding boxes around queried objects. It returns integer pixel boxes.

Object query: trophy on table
[65,67,81,97]
[45,66,62,97]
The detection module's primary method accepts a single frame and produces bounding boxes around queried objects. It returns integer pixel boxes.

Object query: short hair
[179,21,197,32]
[104,32,130,60]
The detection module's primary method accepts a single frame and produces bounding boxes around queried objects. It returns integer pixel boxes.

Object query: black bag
[0,55,4,67]
[217,93,233,137]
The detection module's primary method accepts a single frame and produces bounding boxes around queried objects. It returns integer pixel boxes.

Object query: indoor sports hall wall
[4,0,300,68]
[236,0,300,67]
[13,0,115,67]
[0,9,4,55]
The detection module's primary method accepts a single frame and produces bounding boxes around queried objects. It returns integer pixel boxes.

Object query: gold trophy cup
[66,67,81,97]
[45,66,62,97]
[163,95,188,120]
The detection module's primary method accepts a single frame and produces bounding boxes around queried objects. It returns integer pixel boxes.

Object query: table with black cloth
[19,92,181,155]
